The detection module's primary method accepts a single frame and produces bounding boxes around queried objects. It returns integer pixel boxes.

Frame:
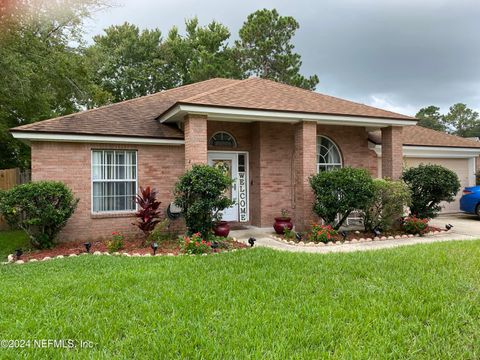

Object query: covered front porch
[163,109,410,231]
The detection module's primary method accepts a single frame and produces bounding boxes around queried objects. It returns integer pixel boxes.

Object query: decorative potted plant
[273,209,293,235]
[213,220,230,237]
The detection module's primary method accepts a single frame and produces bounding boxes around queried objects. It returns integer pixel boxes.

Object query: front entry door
[208,153,238,221]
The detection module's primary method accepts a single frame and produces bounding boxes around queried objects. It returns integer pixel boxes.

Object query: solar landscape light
[248,237,256,247]
[373,228,382,237]
[295,232,302,241]
[445,224,453,231]
[151,242,159,255]
[15,249,23,260]
[340,230,348,240]
[84,242,92,253]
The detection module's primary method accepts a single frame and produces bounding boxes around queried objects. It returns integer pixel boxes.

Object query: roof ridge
[247,77,414,120]
[415,126,480,144]
[180,78,247,102]
[12,78,232,131]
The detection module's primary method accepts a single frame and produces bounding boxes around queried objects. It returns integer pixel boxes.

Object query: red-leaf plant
[133,186,162,239]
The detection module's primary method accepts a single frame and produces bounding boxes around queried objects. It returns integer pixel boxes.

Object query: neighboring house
[10,78,480,240]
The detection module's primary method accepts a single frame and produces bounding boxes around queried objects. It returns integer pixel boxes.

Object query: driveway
[431,213,480,237]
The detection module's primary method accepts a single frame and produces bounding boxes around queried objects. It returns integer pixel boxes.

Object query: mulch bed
[19,238,247,261]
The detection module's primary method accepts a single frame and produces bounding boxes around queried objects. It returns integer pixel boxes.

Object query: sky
[83,0,480,116]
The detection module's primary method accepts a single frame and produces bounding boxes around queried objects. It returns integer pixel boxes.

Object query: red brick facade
[30,121,390,240]
[381,126,403,179]
[31,141,184,241]
[184,114,207,169]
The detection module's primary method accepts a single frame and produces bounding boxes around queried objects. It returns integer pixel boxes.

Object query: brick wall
[31,141,185,241]
[294,122,317,231]
[381,126,403,179]
[184,114,207,168]
[317,124,378,177]
[30,122,382,240]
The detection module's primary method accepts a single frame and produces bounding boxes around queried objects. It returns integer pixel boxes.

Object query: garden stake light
[295,232,302,241]
[445,224,453,231]
[15,249,23,261]
[340,230,348,240]
[248,237,256,247]
[373,228,382,237]
[84,242,92,253]
[151,242,158,255]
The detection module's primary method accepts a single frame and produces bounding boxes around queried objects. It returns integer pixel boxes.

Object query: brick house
[10,78,480,240]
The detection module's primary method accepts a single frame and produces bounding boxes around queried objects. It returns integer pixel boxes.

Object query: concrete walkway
[231,215,480,253]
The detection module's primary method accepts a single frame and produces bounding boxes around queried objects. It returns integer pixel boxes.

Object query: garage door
[404,158,470,213]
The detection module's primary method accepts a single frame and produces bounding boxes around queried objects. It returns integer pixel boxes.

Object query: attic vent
[209,131,237,148]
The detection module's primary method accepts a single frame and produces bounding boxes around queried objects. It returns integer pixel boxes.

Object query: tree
[415,106,446,132]
[0,0,110,169]
[402,164,460,219]
[87,22,169,103]
[235,8,319,90]
[443,103,480,137]
[174,165,233,239]
[162,17,242,87]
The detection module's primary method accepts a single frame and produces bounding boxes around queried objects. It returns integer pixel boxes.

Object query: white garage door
[404,158,472,213]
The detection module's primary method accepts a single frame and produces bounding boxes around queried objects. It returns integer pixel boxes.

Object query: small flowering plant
[402,216,430,235]
[107,231,125,253]
[307,224,338,243]
[181,232,212,254]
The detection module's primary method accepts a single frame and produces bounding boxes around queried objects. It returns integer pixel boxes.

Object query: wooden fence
[0,168,31,230]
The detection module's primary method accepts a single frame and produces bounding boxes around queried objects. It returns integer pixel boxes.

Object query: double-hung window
[92,150,137,213]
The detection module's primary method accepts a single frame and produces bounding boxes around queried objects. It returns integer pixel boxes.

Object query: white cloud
[368,95,418,116]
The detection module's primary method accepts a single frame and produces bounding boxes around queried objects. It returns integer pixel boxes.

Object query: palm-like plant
[133,186,162,238]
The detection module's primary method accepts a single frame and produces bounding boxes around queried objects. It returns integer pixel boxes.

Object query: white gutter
[11,131,185,146]
[369,142,480,158]
[160,104,417,127]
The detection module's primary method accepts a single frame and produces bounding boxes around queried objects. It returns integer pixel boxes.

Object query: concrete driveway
[431,213,480,237]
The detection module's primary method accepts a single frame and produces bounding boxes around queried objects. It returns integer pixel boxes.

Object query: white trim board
[160,104,417,128]
[11,132,185,146]
[369,142,480,159]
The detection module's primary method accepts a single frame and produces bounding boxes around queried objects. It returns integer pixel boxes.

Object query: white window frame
[317,135,343,172]
[91,149,138,214]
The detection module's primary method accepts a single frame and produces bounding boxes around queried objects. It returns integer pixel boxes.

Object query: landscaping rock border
[270,229,450,247]
[2,245,250,265]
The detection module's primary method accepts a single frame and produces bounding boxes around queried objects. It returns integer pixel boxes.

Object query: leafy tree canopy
[235,9,319,90]
[415,106,446,132]
[416,103,480,138]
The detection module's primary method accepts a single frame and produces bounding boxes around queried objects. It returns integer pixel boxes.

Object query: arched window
[209,131,237,148]
[317,136,342,172]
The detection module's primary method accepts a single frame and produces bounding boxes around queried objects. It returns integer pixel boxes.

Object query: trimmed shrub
[402,216,430,235]
[0,181,78,249]
[402,164,460,218]
[362,179,411,232]
[310,167,375,230]
[181,232,212,255]
[174,164,233,239]
[107,231,125,253]
[307,224,337,243]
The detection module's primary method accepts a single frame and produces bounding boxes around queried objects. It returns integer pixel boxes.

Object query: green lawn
[0,230,29,261]
[1,241,480,359]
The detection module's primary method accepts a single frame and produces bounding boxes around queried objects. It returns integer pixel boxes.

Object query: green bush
[362,179,411,231]
[402,216,430,235]
[0,181,78,249]
[174,164,233,239]
[148,219,174,243]
[309,167,375,230]
[180,232,212,255]
[107,231,125,253]
[402,164,460,218]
